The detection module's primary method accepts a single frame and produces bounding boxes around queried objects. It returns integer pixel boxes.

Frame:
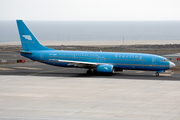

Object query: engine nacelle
[96,64,114,73]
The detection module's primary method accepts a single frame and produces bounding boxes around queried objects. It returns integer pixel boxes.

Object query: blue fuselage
[21,50,170,71]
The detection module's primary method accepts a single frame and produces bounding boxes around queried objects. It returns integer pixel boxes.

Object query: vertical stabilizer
[16,20,53,51]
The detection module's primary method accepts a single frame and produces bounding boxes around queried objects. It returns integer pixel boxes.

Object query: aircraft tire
[93,69,98,74]
[155,72,159,77]
[86,69,92,75]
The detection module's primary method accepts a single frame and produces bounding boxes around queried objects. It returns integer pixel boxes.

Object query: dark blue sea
[0,21,180,43]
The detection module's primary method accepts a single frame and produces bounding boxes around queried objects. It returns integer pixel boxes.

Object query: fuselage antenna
[98,47,102,52]
[61,45,64,51]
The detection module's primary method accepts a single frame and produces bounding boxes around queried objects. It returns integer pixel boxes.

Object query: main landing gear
[86,69,92,75]
[86,69,97,75]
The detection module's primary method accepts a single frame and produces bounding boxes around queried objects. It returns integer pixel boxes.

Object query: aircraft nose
[169,61,176,68]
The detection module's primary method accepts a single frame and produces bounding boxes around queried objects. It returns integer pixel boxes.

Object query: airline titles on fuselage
[48,53,144,61]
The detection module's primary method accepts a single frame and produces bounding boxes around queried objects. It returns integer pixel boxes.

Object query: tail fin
[16,20,53,51]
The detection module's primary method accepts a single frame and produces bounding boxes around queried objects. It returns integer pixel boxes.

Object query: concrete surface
[0,75,180,120]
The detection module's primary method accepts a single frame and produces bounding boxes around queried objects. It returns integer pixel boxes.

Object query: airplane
[16,20,176,76]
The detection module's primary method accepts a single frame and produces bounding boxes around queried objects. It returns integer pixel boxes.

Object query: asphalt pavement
[0,61,180,80]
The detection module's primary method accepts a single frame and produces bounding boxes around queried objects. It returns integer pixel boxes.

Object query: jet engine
[96,64,114,73]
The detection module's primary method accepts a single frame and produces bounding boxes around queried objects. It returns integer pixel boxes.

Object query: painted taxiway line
[136,71,145,73]
[27,68,75,76]
[159,73,172,76]
[13,67,42,70]
[0,67,14,70]
[165,70,172,73]
[0,54,18,55]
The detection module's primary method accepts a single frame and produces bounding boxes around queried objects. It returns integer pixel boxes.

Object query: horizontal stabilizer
[20,50,32,54]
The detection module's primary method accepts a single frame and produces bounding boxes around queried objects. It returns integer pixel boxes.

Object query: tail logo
[22,35,32,40]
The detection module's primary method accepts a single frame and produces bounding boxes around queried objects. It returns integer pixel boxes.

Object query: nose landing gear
[155,72,159,76]
[155,70,165,76]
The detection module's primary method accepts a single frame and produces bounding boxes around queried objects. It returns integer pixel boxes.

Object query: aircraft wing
[50,59,100,68]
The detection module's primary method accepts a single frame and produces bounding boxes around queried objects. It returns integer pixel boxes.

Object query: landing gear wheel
[86,69,92,75]
[155,72,159,77]
[93,69,97,74]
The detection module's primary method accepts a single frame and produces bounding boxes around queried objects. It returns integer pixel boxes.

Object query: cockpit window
[161,59,168,62]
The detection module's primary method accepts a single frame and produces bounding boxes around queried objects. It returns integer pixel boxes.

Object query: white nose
[169,61,176,68]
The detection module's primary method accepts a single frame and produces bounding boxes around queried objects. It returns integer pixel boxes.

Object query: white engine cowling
[96,64,114,73]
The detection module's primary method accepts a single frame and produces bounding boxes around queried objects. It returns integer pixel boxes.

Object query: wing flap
[58,60,98,68]
[48,59,99,68]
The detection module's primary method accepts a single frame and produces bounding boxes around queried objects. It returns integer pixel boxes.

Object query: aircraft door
[152,57,156,65]
[97,56,101,62]
[101,57,105,62]
[40,53,44,60]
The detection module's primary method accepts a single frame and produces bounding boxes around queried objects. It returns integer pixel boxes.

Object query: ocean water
[0,21,180,43]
